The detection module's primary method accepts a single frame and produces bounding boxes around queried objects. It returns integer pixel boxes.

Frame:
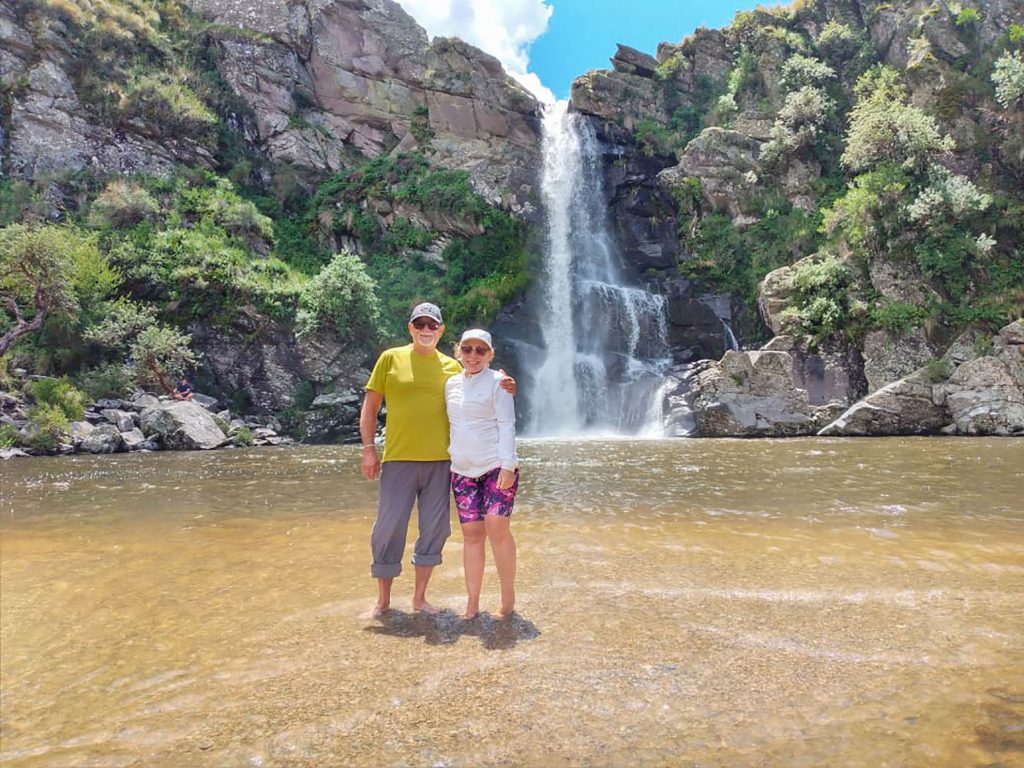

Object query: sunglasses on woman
[460,344,490,356]
[412,319,440,330]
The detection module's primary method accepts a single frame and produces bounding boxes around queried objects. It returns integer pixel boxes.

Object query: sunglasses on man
[412,318,441,330]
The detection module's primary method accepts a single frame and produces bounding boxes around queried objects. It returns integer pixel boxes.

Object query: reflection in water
[1,438,1023,766]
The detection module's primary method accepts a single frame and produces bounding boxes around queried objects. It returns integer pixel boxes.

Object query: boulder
[139,401,229,450]
[671,350,839,437]
[817,372,948,436]
[191,393,221,412]
[760,335,865,406]
[129,392,161,411]
[80,424,125,454]
[932,320,1024,436]
[306,390,363,442]
[101,408,137,433]
[611,45,659,78]
[757,264,799,337]
[672,128,762,224]
[820,320,1024,437]
[861,328,936,393]
[70,420,95,446]
[120,428,148,451]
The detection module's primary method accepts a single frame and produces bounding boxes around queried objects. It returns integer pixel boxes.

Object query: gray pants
[370,460,452,579]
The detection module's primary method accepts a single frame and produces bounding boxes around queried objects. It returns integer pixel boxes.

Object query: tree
[0,224,119,356]
[85,300,196,395]
[296,250,383,341]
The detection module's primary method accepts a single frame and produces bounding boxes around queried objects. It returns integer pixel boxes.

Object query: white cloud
[397,0,556,103]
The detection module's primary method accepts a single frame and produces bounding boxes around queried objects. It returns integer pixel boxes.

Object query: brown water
[1,438,1023,767]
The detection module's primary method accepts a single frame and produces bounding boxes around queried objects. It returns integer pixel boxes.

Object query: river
[1,438,1022,767]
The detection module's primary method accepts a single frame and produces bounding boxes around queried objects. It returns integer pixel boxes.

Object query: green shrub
[955,8,980,27]
[232,426,254,447]
[78,363,135,400]
[842,67,954,172]
[789,255,854,341]
[26,376,88,420]
[0,423,19,449]
[88,180,159,229]
[22,402,70,452]
[780,54,836,91]
[992,51,1024,108]
[872,301,929,332]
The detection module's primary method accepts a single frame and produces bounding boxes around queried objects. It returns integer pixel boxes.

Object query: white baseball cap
[459,328,493,348]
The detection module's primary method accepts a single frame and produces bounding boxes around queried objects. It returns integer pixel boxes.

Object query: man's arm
[497,368,516,396]
[359,389,384,481]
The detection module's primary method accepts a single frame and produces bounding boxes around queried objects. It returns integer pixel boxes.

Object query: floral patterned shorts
[451,467,520,524]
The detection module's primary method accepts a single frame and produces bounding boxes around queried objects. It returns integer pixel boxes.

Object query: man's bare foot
[412,599,439,614]
[461,604,479,620]
[494,605,514,619]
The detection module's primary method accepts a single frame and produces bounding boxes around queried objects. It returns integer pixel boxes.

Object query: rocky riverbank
[1,388,293,460]
[665,319,1024,438]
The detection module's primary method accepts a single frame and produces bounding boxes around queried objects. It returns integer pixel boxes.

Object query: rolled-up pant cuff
[371,562,402,579]
[411,552,442,567]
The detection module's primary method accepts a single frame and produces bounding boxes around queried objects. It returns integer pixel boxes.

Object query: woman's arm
[494,379,517,488]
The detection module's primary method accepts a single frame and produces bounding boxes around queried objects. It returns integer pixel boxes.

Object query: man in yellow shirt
[359,302,511,617]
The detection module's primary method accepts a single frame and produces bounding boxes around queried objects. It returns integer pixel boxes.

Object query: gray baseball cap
[409,302,443,324]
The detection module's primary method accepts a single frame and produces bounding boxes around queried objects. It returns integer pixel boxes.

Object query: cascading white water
[526,101,671,436]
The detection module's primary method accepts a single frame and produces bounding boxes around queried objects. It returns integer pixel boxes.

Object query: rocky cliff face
[1,0,541,210]
[1,3,215,179]
[183,0,541,212]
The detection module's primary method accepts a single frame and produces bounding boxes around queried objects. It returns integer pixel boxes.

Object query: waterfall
[526,101,670,436]
[721,318,739,351]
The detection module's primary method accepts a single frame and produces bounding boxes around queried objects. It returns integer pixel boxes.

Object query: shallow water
[1,438,1023,767]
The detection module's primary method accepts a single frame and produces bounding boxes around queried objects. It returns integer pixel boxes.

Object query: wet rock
[0,447,30,460]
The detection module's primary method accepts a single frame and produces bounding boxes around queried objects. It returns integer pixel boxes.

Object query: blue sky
[530,1,765,99]
[398,0,765,102]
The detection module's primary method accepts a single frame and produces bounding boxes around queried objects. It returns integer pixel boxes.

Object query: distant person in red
[173,377,194,401]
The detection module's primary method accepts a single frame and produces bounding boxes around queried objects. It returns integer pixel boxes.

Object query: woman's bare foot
[366,602,389,619]
[494,604,514,619]
[461,607,479,620]
[412,599,439,614]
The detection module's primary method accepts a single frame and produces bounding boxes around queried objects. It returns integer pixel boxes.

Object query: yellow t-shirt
[366,345,463,462]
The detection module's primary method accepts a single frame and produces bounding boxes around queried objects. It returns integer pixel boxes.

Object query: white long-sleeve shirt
[445,367,517,478]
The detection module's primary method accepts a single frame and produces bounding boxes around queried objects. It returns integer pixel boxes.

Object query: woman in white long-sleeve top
[445,328,519,620]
